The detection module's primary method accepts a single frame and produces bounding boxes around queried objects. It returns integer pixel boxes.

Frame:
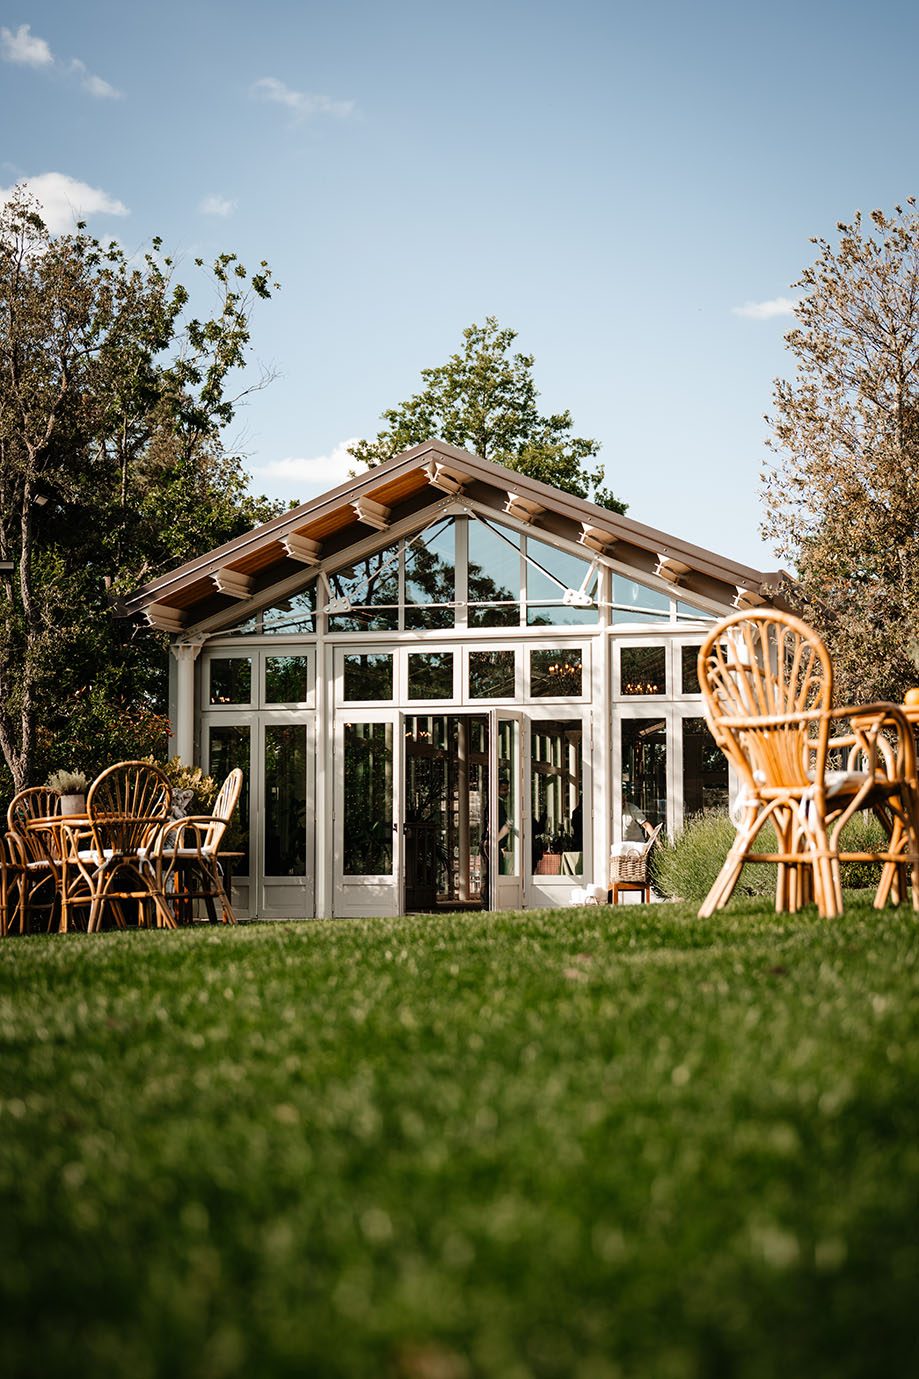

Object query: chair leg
[698,816,758,918]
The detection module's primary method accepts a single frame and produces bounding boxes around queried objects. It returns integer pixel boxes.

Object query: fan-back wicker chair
[7,787,62,933]
[68,761,175,933]
[697,609,919,920]
[153,768,243,925]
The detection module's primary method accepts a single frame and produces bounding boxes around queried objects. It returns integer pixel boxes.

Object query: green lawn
[1,901,918,1379]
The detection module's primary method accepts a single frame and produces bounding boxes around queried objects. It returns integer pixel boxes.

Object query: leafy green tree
[762,200,919,703]
[349,317,627,513]
[0,189,281,793]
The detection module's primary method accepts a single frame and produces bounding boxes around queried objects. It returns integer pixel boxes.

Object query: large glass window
[468,520,520,627]
[530,648,583,698]
[621,719,666,838]
[682,718,728,816]
[209,658,252,706]
[612,575,670,624]
[469,650,516,699]
[343,722,393,875]
[407,652,454,700]
[208,725,251,872]
[343,654,393,702]
[531,721,583,877]
[263,586,315,635]
[526,538,599,626]
[681,646,702,696]
[405,519,455,630]
[620,646,667,696]
[264,725,307,876]
[328,547,400,632]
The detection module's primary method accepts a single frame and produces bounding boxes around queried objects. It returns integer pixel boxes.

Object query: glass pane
[343,654,393,702]
[208,725,250,872]
[681,646,701,696]
[343,722,393,875]
[496,718,519,877]
[531,720,583,877]
[677,600,716,622]
[526,539,599,626]
[620,646,667,696]
[530,648,583,697]
[407,652,454,700]
[208,658,252,705]
[263,586,315,634]
[265,655,309,703]
[469,650,516,699]
[405,520,455,630]
[469,519,520,624]
[682,717,728,817]
[219,615,258,637]
[621,718,666,839]
[613,575,671,613]
[328,547,399,632]
[264,725,307,876]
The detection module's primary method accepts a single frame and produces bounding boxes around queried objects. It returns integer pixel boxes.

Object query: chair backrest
[205,768,243,851]
[7,788,61,864]
[698,610,833,793]
[87,761,172,853]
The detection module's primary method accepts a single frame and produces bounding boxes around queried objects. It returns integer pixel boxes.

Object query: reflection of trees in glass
[265,656,308,703]
[469,651,515,698]
[263,587,315,635]
[209,658,252,705]
[343,655,393,702]
[208,726,250,871]
[264,726,306,876]
[682,718,728,815]
[407,653,453,699]
[329,546,399,631]
[681,646,701,695]
[343,723,393,875]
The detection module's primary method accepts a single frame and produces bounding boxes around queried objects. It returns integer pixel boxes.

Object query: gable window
[405,519,455,630]
[468,520,520,627]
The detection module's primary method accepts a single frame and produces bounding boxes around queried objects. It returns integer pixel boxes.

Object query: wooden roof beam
[504,492,544,524]
[352,496,391,531]
[146,602,186,633]
[424,460,466,495]
[211,568,255,600]
[654,554,692,586]
[282,532,322,565]
[578,522,617,555]
[733,585,766,610]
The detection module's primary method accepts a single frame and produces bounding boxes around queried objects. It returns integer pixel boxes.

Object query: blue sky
[3,0,918,567]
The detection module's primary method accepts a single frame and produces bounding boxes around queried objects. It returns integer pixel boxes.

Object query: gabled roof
[122,439,786,632]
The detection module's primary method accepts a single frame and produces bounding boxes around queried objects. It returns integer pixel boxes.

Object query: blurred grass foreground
[1,902,918,1379]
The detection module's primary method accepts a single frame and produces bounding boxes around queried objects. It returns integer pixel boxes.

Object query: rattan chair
[6,787,61,933]
[609,822,663,904]
[69,761,175,933]
[152,768,243,925]
[697,610,919,920]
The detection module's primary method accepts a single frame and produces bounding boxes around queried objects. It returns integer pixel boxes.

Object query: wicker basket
[609,852,648,884]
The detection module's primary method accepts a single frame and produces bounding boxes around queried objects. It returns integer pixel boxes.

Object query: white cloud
[251,76,355,120]
[71,62,122,100]
[1,23,53,67]
[0,27,121,96]
[253,439,364,490]
[0,172,129,233]
[199,194,237,217]
[732,296,799,320]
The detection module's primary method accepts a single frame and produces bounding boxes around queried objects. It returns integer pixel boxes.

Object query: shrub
[652,808,889,904]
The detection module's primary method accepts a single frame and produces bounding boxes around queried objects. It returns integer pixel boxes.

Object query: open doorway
[403,715,489,911]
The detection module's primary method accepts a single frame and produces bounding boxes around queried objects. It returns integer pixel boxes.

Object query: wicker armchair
[152,769,243,925]
[6,787,61,933]
[697,609,919,919]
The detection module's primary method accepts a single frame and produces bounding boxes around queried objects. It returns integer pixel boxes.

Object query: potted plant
[46,769,89,816]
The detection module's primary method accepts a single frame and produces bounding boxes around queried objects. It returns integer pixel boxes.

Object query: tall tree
[762,200,919,703]
[0,189,280,792]
[349,317,627,513]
